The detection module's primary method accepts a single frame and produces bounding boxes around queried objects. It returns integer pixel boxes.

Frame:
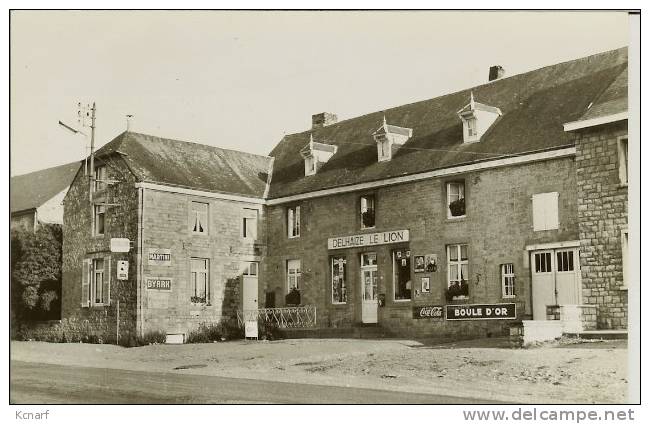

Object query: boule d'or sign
[327,229,409,250]
[446,303,516,320]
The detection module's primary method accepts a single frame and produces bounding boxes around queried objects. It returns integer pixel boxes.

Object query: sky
[10,10,630,176]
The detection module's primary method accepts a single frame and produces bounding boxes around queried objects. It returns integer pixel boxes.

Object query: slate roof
[576,64,627,122]
[11,161,81,213]
[94,131,273,198]
[267,47,628,199]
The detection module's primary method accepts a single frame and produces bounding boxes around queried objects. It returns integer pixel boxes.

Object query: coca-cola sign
[413,305,443,319]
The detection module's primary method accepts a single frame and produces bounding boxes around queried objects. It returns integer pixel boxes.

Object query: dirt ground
[10,337,628,404]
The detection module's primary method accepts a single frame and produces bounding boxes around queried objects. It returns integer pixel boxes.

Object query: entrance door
[242,262,259,338]
[531,248,581,320]
[360,253,378,323]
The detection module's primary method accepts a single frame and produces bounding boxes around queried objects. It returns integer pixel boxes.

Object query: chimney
[489,65,505,82]
[312,112,338,129]
[126,114,134,131]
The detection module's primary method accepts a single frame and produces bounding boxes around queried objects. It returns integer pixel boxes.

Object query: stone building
[59,47,630,342]
[61,132,272,341]
[11,161,80,231]
[263,47,629,337]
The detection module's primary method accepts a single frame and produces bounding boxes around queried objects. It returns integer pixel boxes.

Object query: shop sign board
[328,229,409,250]
[110,238,131,253]
[446,303,516,320]
[117,260,129,280]
[146,277,172,291]
[413,305,443,319]
[148,248,171,266]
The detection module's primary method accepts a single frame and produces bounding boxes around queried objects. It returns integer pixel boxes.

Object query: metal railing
[237,306,317,328]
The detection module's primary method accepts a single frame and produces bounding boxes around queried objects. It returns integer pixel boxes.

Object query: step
[564,330,628,340]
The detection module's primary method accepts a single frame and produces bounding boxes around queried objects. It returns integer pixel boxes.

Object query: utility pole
[89,102,96,202]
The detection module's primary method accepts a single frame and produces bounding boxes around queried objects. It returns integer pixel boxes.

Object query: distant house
[10,161,81,231]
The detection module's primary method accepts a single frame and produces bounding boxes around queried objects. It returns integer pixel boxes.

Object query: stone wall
[140,189,265,337]
[265,156,579,338]
[61,155,140,342]
[573,121,628,329]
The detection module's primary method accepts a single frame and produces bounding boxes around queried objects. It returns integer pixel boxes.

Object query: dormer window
[372,116,412,163]
[457,92,502,144]
[300,135,337,176]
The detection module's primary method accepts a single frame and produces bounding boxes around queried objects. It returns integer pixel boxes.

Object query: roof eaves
[563,111,628,132]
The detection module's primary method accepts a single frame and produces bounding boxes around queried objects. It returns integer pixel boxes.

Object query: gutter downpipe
[136,186,144,338]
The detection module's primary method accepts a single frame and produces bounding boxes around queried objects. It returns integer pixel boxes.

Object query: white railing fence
[237,306,317,329]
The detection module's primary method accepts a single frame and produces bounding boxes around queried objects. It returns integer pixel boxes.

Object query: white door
[531,250,555,320]
[242,262,259,338]
[361,253,378,323]
[555,249,581,305]
[531,248,581,320]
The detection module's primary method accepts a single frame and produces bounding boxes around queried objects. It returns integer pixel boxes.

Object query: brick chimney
[312,112,338,129]
[489,65,505,82]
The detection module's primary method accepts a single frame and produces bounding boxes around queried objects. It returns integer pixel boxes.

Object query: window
[532,192,559,231]
[190,258,209,304]
[94,205,105,236]
[287,259,301,291]
[360,195,375,229]
[93,258,104,304]
[447,244,469,299]
[242,261,258,276]
[467,117,477,137]
[447,181,466,218]
[501,263,515,298]
[534,252,552,273]
[393,249,412,301]
[287,206,300,238]
[331,256,347,304]
[556,250,575,272]
[94,166,107,192]
[82,257,110,307]
[622,230,629,289]
[242,208,258,239]
[618,136,628,185]
[190,201,208,234]
[305,155,316,176]
[377,135,391,161]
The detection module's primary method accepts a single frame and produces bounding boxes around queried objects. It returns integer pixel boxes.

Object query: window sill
[332,302,347,306]
[619,183,628,189]
[620,286,628,291]
[288,236,301,240]
[360,226,376,231]
[447,215,466,221]
[190,232,209,236]
[92,234,105,238]
[502,295,516,299]
[392,299,412,305]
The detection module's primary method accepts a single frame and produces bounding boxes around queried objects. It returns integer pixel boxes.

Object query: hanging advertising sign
[148,248,171,266]
[446,303,516,320]
[327,229,409,250]
[117,260,129,280]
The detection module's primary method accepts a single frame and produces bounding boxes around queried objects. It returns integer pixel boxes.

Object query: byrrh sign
[328,229,409,250]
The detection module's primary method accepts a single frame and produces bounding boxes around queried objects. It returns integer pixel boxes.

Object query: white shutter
[81,259,90,308]
[532,192,559,231]
[103,256,111,305]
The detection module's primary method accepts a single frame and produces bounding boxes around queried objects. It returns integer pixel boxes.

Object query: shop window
[287,259,301,291]
[618,136,628,185]
[501,263,515,298]
[532,192,559,231]
[242,208,258,239]
[190,258,209,304]
[556,250,575,272]
[393,249,412,301]
[94,165,107,192]
[447,244,468,299]
[360,195,375,229]
[93,205,105,236]
[287,206,300,238]
[190,201,209,234]
[447,181,466,218]
[331,256,347,304]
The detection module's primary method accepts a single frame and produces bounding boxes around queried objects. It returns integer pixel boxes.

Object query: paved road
[11,361,497,404]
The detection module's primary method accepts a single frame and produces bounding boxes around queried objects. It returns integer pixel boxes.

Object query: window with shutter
[532,192,559,231]
[81,259,90,307]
